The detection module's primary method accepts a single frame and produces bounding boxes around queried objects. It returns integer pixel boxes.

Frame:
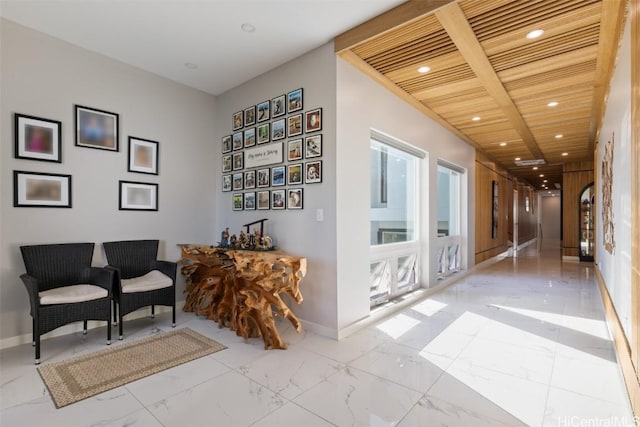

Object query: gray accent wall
[0,20,217,343]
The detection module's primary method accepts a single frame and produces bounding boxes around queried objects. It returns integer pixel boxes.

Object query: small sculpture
[230,234,237,247]
[219,228,230,247]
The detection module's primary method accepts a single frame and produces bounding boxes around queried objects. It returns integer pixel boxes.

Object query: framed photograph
[128,137,158,175]
[288,163,303,185]
[271,166,285,187]
[257,100,270,122]
[257,123,270,144]
[13,171,71,208]
[272,119,285,141]
[232,172,244,190]
[14,113,62,163]
[257,190,270,210]
[272,94,286,117]
[119,181,158,211]
[287,114,303,137]
[287,88,303,113]
[271,189,286,210]
[75,105,119,151]
[233,111,243,130]
[305,108,322,133]
[244,106,256,127]
[233,193,243,211]
[288,138,303,161]
[222,135,232,153]
[257,168,270,188]
[305,160,322,184]
[244,128,256,147]
[244,192,256,210]
[232,132,243,151]
[232,152,244,171]
[288,188,303,210]
[244,170,256,189]
[305,134,322,158]
[222,155,232,173]
[222,174,232,192]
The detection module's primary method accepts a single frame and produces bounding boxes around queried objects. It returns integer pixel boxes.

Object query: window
[370,132,423,305]
[437,162,463,279]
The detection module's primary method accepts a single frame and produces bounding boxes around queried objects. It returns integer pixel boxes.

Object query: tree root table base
[178,244,306,350]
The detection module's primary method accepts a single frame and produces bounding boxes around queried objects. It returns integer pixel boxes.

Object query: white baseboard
[0,301,185,350]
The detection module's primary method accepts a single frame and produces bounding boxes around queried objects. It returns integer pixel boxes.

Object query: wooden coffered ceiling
[336,0,627,190]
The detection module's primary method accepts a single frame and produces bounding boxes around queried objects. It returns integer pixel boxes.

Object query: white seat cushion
[39,284,108,305]
[121,270,172,294]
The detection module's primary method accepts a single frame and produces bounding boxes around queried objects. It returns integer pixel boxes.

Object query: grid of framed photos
[12,106,160,211]
[222,88,323,211]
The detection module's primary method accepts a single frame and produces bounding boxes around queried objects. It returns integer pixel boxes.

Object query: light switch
[316,208,324,222]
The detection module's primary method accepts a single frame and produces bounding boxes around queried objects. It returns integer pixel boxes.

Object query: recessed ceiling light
[547,101,559,107]
[241,23,256,33]
[543,179,548,183]
[555,134,563,139]
[184,62,198,69]
[418,66,431,73]
[539,174,544,177]
[548,191,552,194]
[499,142,507,146]
[472,116,481,121]
[515,157,521,161]
[527,29,544,39]
[533,166,538,170]
[562,152,569,156]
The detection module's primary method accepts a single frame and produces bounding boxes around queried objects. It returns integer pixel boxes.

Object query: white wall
[0,20,217,343]
[596,16,633,340]
[336,57,475,332]
[540,196,561,241]
[214,43,338,334]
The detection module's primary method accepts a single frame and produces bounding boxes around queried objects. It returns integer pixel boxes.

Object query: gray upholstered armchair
[102,240,176,339]
[20,243,113,364]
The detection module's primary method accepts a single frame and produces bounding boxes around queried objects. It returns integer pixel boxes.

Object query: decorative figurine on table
[219,228,230,248]
[239,231,247,249]
[229,234,237,248]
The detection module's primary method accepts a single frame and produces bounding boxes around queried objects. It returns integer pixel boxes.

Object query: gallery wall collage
[222,88,323,211]
[13,106,160,211]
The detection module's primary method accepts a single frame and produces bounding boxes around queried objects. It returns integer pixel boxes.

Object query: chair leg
[112,300,118,326]
[34,322,40,365]
[106,318,111,345]
[83,320,88,335]
[151,305,155,319]
[32,318,36,347]
[172,302,176,327]
[119,310,124,340]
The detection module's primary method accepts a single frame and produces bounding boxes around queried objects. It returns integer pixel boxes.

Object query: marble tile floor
[0,243,634,427]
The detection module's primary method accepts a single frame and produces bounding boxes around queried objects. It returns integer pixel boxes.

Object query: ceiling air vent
[514,159,546,166]
[554,183,562,189]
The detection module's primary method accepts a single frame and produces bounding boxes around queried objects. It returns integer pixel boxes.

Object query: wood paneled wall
[475,151,513,263]
[515,181,538,243]
[562,161,594,257]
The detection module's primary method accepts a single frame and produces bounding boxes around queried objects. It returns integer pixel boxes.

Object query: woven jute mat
[37,328,226,408]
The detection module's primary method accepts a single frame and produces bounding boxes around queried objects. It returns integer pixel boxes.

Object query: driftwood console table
[177,244,306,349]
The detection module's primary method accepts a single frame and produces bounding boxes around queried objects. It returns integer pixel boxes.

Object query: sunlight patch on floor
[411,299,448,317]
[375,314,420,339]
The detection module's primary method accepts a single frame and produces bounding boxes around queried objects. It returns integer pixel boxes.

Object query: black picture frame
[272,119,285,141]
[287,188,303,210]
[287,163,303,185]
[257,123,270,144]
[232,152,244,171]
[305,108,322,133]
[244,192,256,210]
[232,132,243,151]
[257,100,270,122]
[13,170,72,208]
[222,135,232,154]
[271,166,285,187]
[305,160,322,184]
[287,88,303,113]
[222,155,232,173]
[244,170,256,189]
[305,134,322,158]
[14,113,62,163]
[244,128,256,148]
[233,111,243,130]
[232,172,244,191]
[233,193,244,211]
[257,190,270,210]
[271,189,286,210]
[222,174,232,192]
[119,181,158,211]
[272,94,286,117]
[287,114,303,137]
[244,106,256,127]
[257,168,270,188]
[128,137,159,175]
[75,105,119,151]
[288,138,303,161]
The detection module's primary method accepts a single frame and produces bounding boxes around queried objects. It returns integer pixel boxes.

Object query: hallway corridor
[0,242,634,426]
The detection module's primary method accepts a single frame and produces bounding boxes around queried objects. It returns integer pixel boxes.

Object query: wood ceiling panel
[335,0,627,187]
